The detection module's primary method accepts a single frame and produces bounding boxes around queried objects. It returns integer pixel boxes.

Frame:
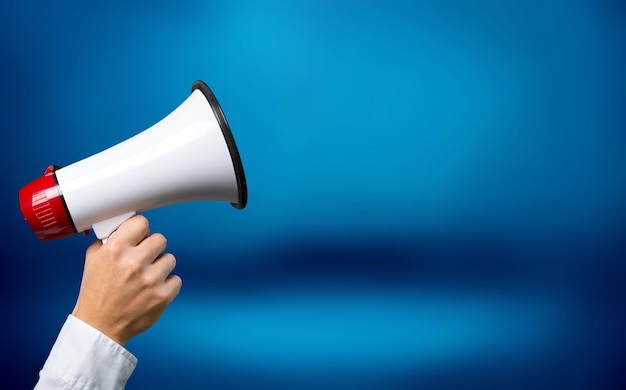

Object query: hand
[72,215,182,346]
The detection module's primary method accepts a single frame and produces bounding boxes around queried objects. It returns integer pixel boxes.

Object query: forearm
[34,315,137,390]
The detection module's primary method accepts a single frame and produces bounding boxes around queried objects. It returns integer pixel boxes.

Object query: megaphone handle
[92,211,137,243]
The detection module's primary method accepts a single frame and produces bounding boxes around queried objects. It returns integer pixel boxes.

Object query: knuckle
[139,270,156,288]
[127,259,145,277]
[134,215,150,233]
[156,286,172,301]
[153,233,167,247]
[104,240,124,258]
[173,276,183,292]
[169,275,183,295]
[168,253,177,268]
[135,214,149,226]
[158,253,175,271]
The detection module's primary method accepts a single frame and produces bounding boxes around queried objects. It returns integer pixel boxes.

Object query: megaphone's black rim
[192,80,247,209]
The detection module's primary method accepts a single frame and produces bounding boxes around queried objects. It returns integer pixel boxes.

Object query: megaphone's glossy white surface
[55,89,238,234]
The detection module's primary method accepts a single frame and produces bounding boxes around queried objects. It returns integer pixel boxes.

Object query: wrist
[72,307,129,346]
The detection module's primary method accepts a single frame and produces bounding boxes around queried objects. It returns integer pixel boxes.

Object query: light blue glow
[136,286,563,378]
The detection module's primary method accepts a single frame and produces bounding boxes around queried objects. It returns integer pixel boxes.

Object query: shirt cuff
[37,314,137,390]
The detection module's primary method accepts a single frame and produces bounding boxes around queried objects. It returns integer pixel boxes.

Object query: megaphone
[19,80,247,241]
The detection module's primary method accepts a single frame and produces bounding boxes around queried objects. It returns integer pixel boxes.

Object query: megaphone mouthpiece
[19,165,76,241]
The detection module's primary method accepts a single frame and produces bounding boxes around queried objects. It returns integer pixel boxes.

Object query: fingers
[97,214,180,299]
[150,253,177,282]
[163,274,183,302]
[150,254,182,302]
[110,215,150,247]
[139,233,168,264]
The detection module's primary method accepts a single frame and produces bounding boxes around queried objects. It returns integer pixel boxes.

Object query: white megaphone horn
[19,80,247,241]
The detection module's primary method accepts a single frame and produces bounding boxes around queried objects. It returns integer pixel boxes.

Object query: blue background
[1,1,625,388]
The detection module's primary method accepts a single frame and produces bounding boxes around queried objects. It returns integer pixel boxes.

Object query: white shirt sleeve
[34,314,137,390]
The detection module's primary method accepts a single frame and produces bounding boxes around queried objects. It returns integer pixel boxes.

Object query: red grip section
[19,166,75,241]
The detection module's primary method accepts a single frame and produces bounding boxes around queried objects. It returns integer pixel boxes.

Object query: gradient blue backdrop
[1,1,625,388]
